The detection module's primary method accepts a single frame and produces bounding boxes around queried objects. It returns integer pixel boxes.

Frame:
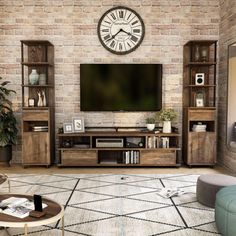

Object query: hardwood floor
[1,164,232,175]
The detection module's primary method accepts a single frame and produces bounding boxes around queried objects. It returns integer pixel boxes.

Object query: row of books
[147,137,170,149]
[123,151,140,164]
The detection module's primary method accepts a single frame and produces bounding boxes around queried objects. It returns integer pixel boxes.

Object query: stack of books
[123,151,140,164]
[192,124,206,132]
[33,126,48,132]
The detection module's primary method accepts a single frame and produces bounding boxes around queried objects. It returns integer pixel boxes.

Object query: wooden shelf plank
[57,132,180,137]
[185,85,216,88]
[58,147,180,151]
[22,107,50,110]
[21,62,54,66]
[57,163,181,167]
[22,84,54,88]
[185,62,216,66]
[21,40,53,46]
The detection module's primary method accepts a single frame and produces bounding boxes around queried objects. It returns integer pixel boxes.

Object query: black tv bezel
[80,64,162,112]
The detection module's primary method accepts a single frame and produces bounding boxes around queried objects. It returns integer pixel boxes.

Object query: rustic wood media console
[57,129,181,167]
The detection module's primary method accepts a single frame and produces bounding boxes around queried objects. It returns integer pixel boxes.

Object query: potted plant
[0,77,18,166]
[145,117,156,131]
[156,108,178,133]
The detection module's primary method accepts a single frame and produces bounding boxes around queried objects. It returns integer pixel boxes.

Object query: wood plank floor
[0,164,232,175]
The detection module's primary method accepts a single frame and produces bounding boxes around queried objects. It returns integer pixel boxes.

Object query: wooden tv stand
[57,130,181,167]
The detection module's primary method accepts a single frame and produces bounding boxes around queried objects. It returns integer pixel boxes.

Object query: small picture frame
[72,117,85,133]
[195,91,205,107]
[28,98,35,107]
[63,123,73,133]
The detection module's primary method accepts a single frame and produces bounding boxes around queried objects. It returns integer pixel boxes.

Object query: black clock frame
[97,6,145,55]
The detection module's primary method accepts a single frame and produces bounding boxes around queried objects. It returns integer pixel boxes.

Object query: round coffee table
[0,194,64,236]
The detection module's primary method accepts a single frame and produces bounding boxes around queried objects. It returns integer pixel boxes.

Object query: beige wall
[0,0,219,163]
[218,0,236,172]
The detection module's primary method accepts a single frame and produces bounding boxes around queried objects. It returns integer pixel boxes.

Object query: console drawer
[23,110,49,121]
[141,150,176,165]
[188,109,215,121]
[61,150,97,166]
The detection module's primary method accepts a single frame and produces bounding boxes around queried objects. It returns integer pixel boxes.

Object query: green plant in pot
[145,117,156,131]
[0,77,18,166]
[156,108,178,133]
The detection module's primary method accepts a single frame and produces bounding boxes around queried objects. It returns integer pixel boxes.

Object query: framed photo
[72,117,85,133]
[28,98,35,107]
[63,123,73,133]
[195,91,205,107]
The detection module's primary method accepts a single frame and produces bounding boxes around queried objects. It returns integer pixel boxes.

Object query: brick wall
[0,0,219,163]
[218,0,236,172]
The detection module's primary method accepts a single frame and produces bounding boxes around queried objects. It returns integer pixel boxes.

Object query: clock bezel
[97,6,145,55]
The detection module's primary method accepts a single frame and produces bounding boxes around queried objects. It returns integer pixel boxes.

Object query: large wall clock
[97,6,145,55]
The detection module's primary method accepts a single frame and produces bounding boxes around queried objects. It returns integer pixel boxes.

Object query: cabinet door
[23,132,49,164]
[198,132,216,164]
[189,132,216,164]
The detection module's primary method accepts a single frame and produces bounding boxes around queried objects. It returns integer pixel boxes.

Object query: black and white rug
[0,174,220,235]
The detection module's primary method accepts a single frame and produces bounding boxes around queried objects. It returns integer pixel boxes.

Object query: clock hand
[106,29,123,41]
[120,29,132,36]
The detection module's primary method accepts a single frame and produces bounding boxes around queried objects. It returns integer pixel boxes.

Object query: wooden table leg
[24,224,28,236]
[5,228,11,236]
[62,216,64,236]
[8,179,10,193]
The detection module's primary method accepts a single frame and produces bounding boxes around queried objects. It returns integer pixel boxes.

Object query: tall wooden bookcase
[183,40,217,166]
[21,40,54,167]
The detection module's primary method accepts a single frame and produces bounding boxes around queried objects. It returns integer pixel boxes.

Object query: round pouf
[196,174,236,208]
[215,185,236,236]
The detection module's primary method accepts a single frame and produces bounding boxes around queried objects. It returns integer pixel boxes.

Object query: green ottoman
[215,185,236,236]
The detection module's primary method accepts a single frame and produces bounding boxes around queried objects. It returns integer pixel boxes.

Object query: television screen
[80,64,162,111]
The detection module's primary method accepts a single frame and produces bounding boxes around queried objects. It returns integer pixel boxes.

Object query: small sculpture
[42,90,46,106]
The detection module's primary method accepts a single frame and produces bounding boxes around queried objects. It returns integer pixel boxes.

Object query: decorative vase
[39,74,46,85]
[163,121,171,133]
[201,46,208,62]
[194,45,200,62]
[147,124,155,131]
[29,69,39,85]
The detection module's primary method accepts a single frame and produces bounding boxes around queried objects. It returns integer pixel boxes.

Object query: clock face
[97,6,145,55]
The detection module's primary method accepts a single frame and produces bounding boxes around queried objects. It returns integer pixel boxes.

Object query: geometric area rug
[0,174,220,235]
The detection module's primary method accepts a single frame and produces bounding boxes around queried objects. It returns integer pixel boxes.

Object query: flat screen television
[80,64,162,111]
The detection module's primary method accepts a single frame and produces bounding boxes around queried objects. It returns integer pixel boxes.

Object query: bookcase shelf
[21,40,55,167]
[183,40,217,167]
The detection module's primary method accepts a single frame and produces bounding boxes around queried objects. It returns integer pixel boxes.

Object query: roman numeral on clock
[133,29,140,33]
[110,13,116,20]
[104,34,111,41]
[119,11,124,18]
[110,40,116,48]
[130,35,138,42]
[131,20,138,25]
[119,43,123,50]
[102,29,109,32]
